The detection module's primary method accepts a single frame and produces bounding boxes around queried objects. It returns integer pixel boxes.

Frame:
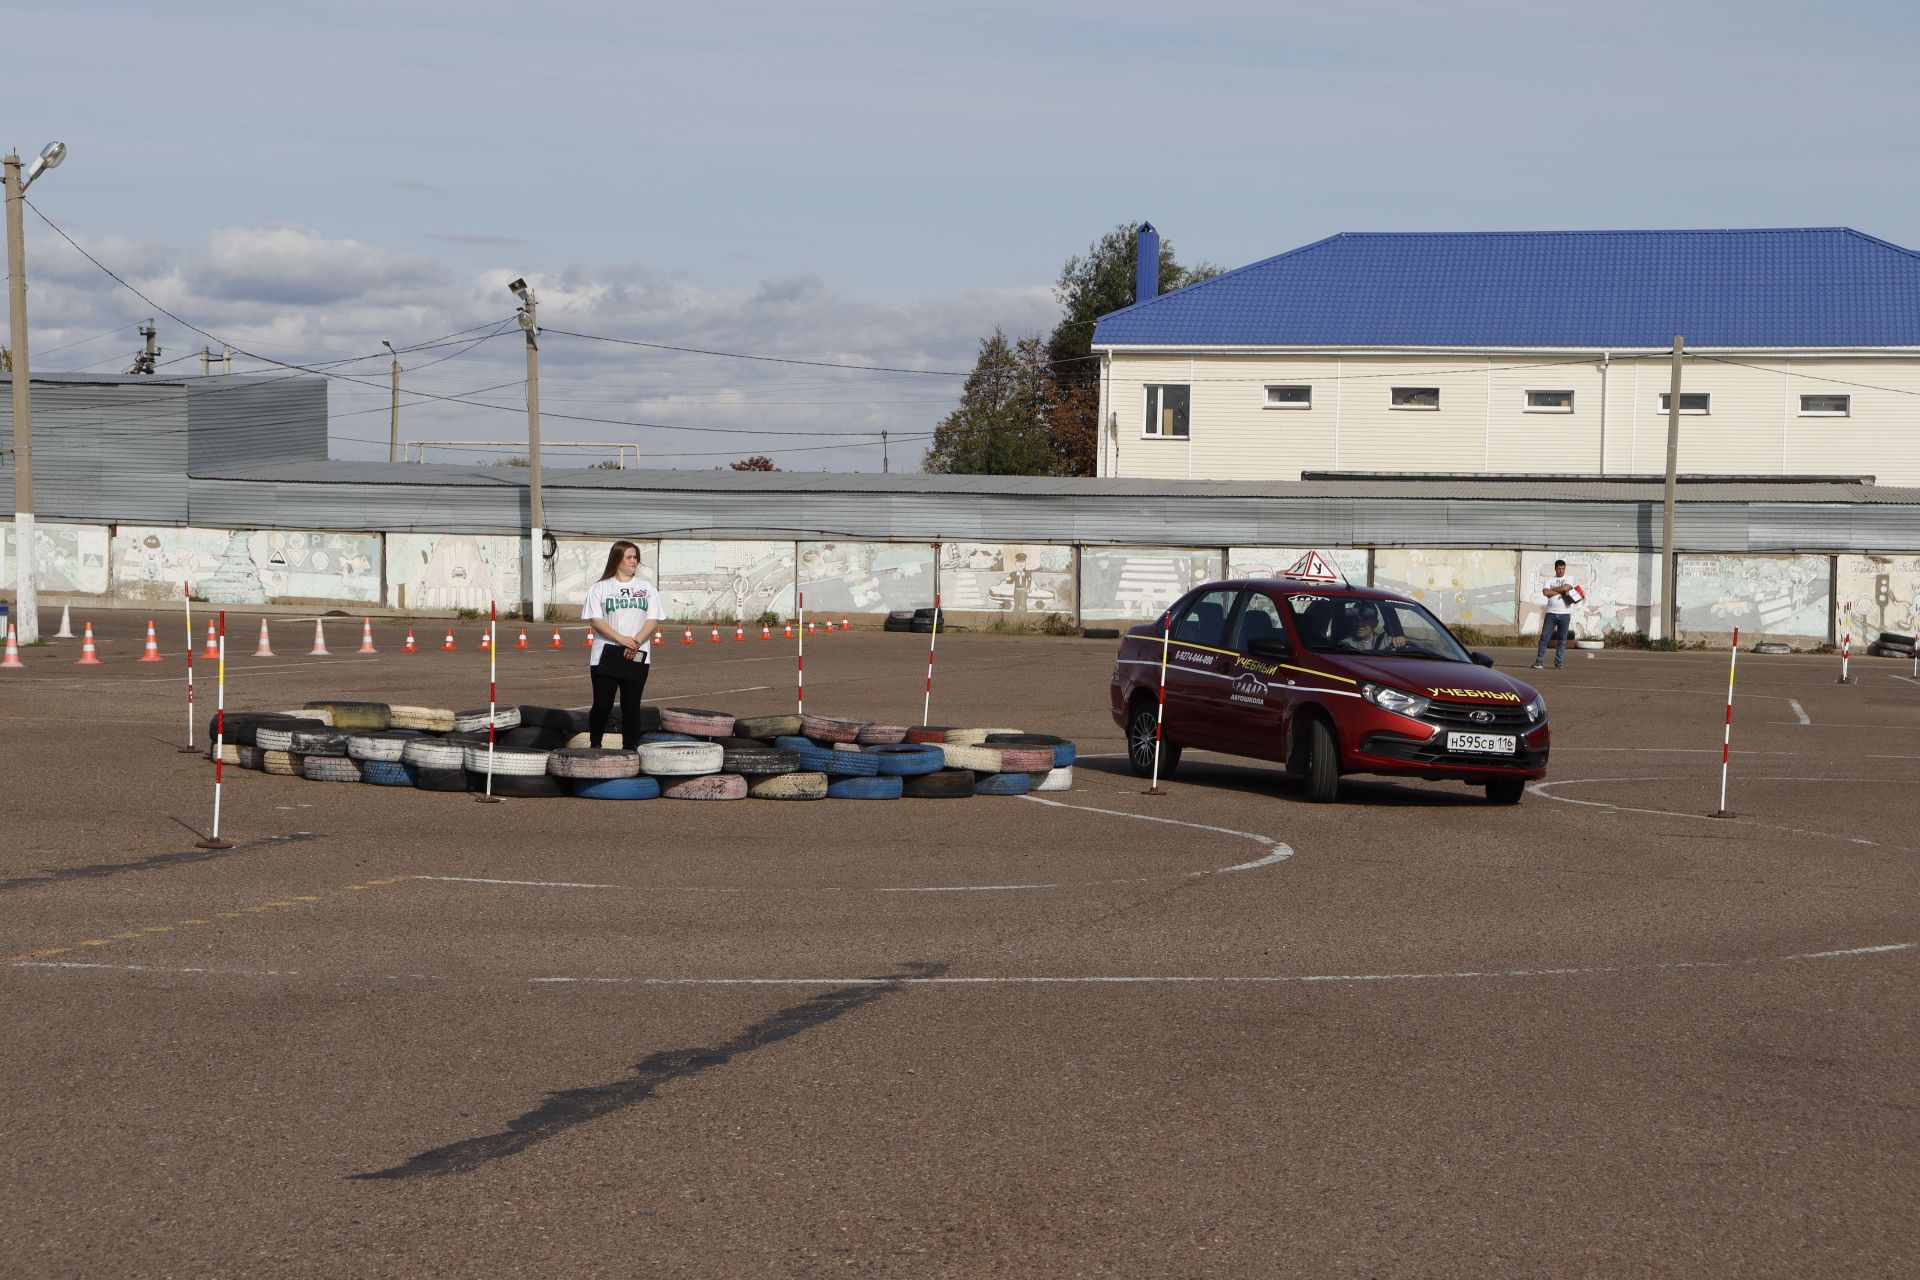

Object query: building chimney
[1134,222,1159,305]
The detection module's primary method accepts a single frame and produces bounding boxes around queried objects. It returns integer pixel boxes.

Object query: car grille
[1421,701,1533,732]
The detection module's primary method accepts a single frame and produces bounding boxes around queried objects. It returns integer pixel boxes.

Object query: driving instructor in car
[1336,604,1410,653]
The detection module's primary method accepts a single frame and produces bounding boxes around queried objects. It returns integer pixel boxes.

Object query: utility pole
[382,340,400,463]
[128,320,159,375]
[882,430,889,474]
[1661,334,1684,642]
[200,345,210,375]
[509,278,544,624]
[222,345,231,375]
[4,153,37,645]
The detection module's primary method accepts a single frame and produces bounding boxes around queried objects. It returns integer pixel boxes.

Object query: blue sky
[7,0,1917,469]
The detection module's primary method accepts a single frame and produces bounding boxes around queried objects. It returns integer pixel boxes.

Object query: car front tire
[1304,717,1340,803]
[1126,703,1180,779]
[1486,778,1526,805]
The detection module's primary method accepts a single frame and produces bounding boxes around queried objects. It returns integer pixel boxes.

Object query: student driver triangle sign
[1283,550,1345,583]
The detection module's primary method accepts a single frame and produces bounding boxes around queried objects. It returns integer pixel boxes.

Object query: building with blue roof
[1091,227,1920,483]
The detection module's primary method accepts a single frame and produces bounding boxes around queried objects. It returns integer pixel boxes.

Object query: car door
[1216,588,1293,758]
[1162,587,1244,751]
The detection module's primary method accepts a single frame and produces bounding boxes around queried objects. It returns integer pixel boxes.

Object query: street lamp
[508,276,544,625]
[5,140,67,647]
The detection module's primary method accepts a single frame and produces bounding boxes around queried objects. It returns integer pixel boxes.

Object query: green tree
[923,329,1055,475]
[1044,223,1219,476]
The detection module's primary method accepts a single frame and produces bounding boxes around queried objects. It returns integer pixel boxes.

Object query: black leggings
[588,654,651,749]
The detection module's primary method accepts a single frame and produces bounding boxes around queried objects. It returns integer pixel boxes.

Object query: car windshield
[1285,594,1472,662]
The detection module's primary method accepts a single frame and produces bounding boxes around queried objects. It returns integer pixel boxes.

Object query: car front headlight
[1525,694,1546,723]
[1361,682,1431,719]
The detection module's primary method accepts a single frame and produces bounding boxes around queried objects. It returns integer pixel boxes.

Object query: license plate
[1447,731,1515,755]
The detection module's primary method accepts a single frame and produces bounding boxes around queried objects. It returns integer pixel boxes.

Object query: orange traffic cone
[807,620,817,636]
[402,629,419,653]
[682,628,693,645]
[139,620,165,662]
[782,622,793,639]
[201,621,219,659]
[760,623,772,640]
[254,619,275,657]
[709,626,721,643]
[2,623,25,669]
[734,624,745,642]
[77,622,103,665]
[479,630,491,651]
[841,615,850,631]
[583,632,592,649]
[309,618,330,656]
[824,619,834,633]
[441,630,457,651]
[549,628,565,650]
[515,629,529,650]
[358,619,377,654]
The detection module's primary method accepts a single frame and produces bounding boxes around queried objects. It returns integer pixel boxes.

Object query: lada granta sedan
[1109,579,1549,804]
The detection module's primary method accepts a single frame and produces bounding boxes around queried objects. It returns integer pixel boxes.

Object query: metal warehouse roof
[1091,228,1920,350]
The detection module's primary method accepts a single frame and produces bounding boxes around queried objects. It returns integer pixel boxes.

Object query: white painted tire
[462,745,550,776]
[1574,639,1604,651]
[389,705,456,732]
[347,733,410,762]
[453,707,521,734]
[256,727,296,752]
[1036,766,1074,792]
[940,743,1004,773]
[402,738,465,770]
[944,727,1023,746]
[278,709,334,726]
[547,748,642,780]
[638,741,725,776]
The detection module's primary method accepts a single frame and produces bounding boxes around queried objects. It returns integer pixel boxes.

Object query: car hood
[1322,654,1539,704]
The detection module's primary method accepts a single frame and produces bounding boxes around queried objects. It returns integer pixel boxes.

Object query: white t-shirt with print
[582,576,664,664]
[1543,575,1574,616]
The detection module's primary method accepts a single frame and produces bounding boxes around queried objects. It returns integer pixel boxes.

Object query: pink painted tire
[800,714,868,742]
[855,723,909,745]
[994,745,1056,773]
[662,772,748,800]
[659,707,737,737]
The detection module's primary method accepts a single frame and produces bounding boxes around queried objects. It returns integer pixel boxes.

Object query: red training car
[1109,579,1549,804]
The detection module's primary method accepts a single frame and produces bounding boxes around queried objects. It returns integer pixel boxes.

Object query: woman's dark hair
[598,540,641,583]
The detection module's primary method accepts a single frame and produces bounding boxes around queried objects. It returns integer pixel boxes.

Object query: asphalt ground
[1,610,1915,1277]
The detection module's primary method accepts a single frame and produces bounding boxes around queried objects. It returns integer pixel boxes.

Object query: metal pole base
[177,745,201,754]
[195,838,235,849]
[1708,810,1735,819]
[473,794,502,804]
[1143,786,1169,796]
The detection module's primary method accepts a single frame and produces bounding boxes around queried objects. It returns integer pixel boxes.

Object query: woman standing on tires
[583,541,663,748]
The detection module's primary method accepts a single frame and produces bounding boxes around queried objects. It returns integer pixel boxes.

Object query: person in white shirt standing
[582,540,664,748]
[1533,558,1575,669]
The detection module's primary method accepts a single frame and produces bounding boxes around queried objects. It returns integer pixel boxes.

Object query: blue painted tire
[973,771,1032,796]
[773,736,880,776]
[826,774,904,800]
[571,776,662,800]
[863,743,946,776]
[361,760,417,787]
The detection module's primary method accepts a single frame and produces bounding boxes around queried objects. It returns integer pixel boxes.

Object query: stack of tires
[882,608,942,634]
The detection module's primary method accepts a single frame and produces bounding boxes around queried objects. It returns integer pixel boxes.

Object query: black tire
[412,766,469,793]
[1125,701,1180,779]
[601,704,663,735]
[913,607,939,620]
[883,619,913,633]
[720,744,801,775]
[889,610,917,623]
[1303,717,1340,803]
[466,770,567,798]
[515,705,578,734]
[1082,627,1120,640]
[1486,778,1526,805]
[910,620,936,633]
[501,724,572,751]
[902,768,974,798]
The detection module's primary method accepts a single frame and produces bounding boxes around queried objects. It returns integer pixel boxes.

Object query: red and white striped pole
[1716,626,1739,816]
[179,582,198,753]
[796,590,806,715]
[477,600,500,802]
[921,593,942,725]
[1839,623,1851,684]
[1148,610,1173,795]
[196,611,233,848]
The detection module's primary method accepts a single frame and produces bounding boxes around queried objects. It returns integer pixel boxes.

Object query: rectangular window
[1658,392,1710,415]
[1525,390,1574,412]
[1264,385,1312,410]
[1391,387,1440,409]
[1799,393,1850,416]
[1143,384,1190,438]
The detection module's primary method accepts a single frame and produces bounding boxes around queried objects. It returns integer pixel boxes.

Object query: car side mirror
[1470,650,1495,668]
[1248,637,1292,660]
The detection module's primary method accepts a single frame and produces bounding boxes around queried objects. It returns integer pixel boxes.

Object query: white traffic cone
[310,618,330,656]
[55,605,74,639]
[254,619,275,657]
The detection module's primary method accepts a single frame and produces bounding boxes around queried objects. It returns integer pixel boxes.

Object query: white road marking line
[1789,699,1811,724]
[13,943,1910,986]
[1530,777,1910,850]
[414,875,621,890]
[1892,674,1920,687]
